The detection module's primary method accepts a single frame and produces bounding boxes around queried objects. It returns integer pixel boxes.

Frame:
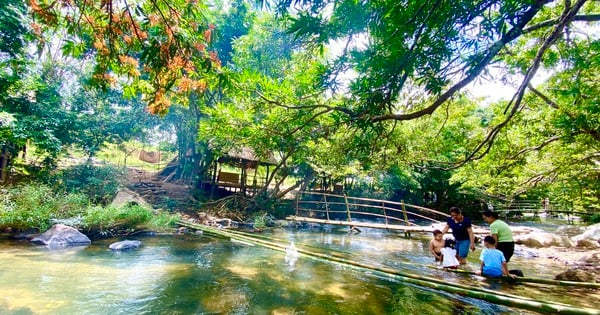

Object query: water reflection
[0,228,597,314]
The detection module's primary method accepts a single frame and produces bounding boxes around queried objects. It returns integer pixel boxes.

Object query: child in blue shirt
[476,236,515,278]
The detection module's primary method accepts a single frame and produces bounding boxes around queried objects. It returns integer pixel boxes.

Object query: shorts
[497,242,515,262]
[455,239,471,258]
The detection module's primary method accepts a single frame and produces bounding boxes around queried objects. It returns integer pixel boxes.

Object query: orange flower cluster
[176,77,207,93]
[26,0,224,115]
[28,0,58,25]
[149,88,172,115]
[92,72,117,86]
[118,55,140,77]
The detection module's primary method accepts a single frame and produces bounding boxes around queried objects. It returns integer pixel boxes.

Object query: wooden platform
[286,216,490,234]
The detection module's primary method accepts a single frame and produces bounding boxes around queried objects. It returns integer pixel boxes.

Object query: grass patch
[0,183,179,233]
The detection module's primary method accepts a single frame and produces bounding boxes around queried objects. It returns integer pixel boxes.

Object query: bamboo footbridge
[177,220,600,315]
[287,191,490,235]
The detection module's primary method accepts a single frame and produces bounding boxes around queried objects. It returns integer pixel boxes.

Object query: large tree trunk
[0,146,8,182]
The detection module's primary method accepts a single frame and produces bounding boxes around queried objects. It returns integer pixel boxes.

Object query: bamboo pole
[226,226,600,290]
[177,221,599,315]
[344,194,352,223]
[382,201,389,227]
[219,223,600,290]
[428,265,600,289]
[285,216,490,233]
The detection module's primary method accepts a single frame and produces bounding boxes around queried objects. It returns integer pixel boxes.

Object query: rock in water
[554,269,596,282]
[109,240,142,251]
[570,223,600,249]
[30,224,91,247]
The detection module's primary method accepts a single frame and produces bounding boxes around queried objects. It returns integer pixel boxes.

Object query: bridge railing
[295,191,448,227]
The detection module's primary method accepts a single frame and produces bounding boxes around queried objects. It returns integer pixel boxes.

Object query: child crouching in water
[429,229,444,262]
[476,236,515,278]
[440,238,460,269]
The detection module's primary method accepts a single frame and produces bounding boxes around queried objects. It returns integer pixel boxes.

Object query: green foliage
[146,212,180,232]
[584,213,600,224]
[83,203,171,232]
[0,184,88,231]
[253,212,267,230]
[67,83,158,159]
[44,164,126,205]
[24,0,220,114]
[0,183,177,232]
[2,0,597,221]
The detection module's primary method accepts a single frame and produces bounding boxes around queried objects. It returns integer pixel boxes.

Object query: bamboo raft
[178,220,600,315]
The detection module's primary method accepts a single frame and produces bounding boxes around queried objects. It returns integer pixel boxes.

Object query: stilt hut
[207,147,277,196]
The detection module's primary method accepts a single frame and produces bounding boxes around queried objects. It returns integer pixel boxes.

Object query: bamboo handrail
[296,193,443,227]
[177,221,600,315]
[300,191,451,218]
[296,206,440,225]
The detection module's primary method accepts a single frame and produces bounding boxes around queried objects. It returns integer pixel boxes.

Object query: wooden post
[252,165,259,196]
[401,200,411,238]
[295,192,300,217]
[241,164,247,195]
[344,194,352,223]
[382,201,389,228]
[324,194,330,221]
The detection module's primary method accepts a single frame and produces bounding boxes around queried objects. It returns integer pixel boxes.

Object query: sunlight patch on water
[0,242,184,315]
[201,284,250,314]
[224,264,261,279]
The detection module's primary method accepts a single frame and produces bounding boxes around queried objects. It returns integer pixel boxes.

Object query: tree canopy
[2,0,599,216]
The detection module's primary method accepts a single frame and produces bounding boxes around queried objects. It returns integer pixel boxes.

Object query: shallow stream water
[0,224,598,315]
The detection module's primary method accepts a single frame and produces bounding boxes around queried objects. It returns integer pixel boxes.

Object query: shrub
[583,213,600,224]
[82,205,118,231]
[82,203,177,233]
[146,212,180,232]
[117,204,153,227]
[0,183,176,233]
[44,164,126,205]
[0,184,89,231]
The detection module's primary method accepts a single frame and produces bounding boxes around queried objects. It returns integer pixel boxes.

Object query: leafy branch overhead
[276,0,598,118]
[263,0,599,164]
[27,0,221,114]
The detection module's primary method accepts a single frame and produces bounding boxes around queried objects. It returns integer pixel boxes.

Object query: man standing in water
[441,207,475,265]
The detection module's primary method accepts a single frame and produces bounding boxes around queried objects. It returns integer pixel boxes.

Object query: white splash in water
[284,242,299,267]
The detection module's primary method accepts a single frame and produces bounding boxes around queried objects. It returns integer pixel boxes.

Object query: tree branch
[370,0,548,123]
[527,84,559,109]
[523,14,600,34]
[444,0,587,169]
[254,88,355,117]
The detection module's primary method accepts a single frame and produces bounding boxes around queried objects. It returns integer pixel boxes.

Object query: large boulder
[109,240,142,251]
[513,230,573,248]
[554,269,597,282]
[571,223,600,248]
[111,188,150,208]
[30,224,91,247]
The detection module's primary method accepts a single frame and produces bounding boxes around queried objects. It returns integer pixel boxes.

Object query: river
[0,225,598,314]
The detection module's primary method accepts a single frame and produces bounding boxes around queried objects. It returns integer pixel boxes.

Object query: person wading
[441,207,475,265]
[482,210,515,262]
